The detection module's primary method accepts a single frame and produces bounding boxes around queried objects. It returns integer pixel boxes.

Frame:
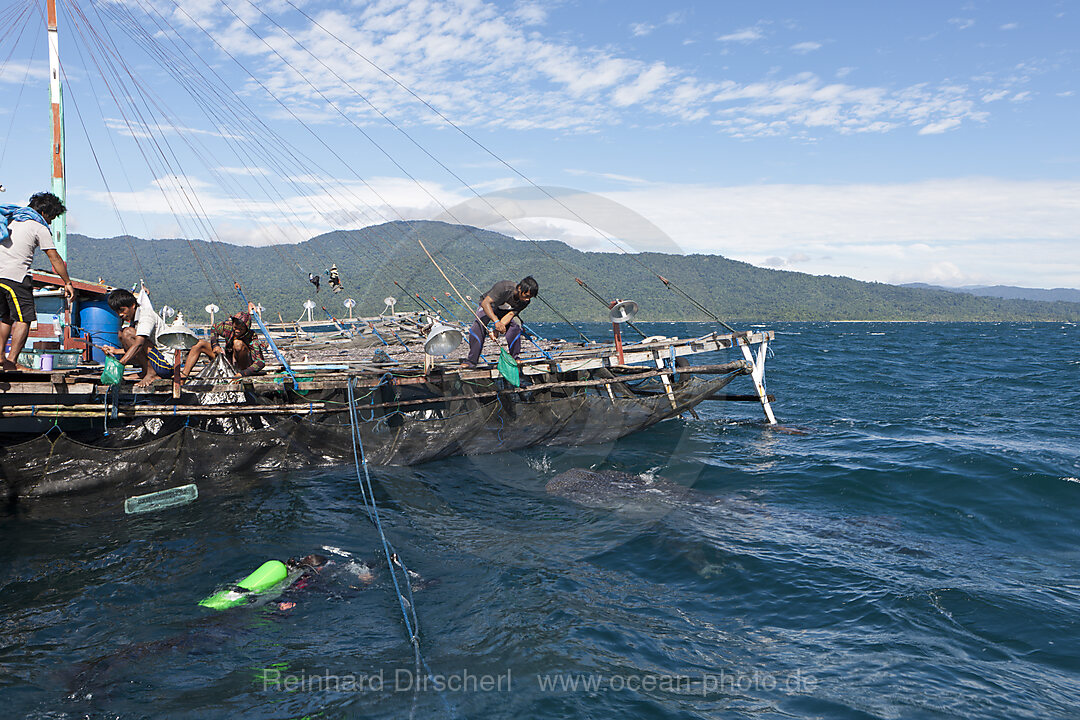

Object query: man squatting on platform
[463,276,538,368]
[182,310,268,380]
[104,288,200,388]
[0,192,74,371]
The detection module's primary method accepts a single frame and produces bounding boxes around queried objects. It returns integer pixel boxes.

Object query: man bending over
[462,276,538,368]
[103,288,189,388]
[182,310,267,380]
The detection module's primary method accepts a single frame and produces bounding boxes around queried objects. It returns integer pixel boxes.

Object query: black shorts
[0,277,35,324]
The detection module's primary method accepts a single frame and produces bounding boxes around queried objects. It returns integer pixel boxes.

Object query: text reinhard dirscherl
[259,668,816,696]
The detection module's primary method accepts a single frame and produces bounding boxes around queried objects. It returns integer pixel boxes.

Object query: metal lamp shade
[609,300,639,324]
[157,320,200,350]
[424,322,463,356]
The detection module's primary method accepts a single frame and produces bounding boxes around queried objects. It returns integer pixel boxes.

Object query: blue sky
[0,0,1077,289]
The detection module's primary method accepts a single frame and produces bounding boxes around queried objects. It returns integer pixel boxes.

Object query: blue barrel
[77,299,122,364]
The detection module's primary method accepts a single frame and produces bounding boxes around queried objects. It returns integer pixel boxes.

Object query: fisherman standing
[328,264,342,293]
[0,192,74,371]
[462,276,538,368]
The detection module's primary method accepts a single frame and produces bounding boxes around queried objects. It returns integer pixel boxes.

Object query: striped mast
[47,0,67,260]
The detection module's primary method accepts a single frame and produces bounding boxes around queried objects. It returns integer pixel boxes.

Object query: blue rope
[367,323,391,348]
[441,292,478,324]
[411,293,441,316]
[429,295,465,326]
[234,284,295,382]
[521,327,553,361]
[346,379,456,718]
[320,305,353,336]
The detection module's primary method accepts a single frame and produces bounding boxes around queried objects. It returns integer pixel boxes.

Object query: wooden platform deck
[0,329,772,399]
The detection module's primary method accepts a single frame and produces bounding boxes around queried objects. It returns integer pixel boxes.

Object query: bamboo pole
[0,361,750,418]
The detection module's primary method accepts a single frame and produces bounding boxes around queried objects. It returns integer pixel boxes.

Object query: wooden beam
[0,361,752,418]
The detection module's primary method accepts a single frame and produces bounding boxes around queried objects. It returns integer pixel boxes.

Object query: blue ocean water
[2,322,1078,719]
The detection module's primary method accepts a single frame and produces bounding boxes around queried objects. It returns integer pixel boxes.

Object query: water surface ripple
[2,322,1078,719]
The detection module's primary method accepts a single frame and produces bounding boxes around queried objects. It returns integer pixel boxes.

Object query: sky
[0,0,1077,289]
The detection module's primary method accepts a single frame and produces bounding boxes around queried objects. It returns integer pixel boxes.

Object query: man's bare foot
[135,372,160,388]
[1,359,32,372]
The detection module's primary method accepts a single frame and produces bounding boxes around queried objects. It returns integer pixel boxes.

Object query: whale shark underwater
[544,468,932,563]
[545,468,723,509]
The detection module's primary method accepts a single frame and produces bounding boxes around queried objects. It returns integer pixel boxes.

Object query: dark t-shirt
[484,280,530,316]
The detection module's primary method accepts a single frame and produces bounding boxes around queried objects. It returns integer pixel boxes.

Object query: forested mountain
[902,283,1080,304]
[56,222,1080,323]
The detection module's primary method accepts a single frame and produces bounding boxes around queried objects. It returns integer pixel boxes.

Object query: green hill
[55,221,1080,324]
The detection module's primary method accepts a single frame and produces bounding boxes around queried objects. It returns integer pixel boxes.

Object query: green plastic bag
[497,348,521,387]
[100,355,124,385]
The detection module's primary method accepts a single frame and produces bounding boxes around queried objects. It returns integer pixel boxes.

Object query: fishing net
[0,373,739,499]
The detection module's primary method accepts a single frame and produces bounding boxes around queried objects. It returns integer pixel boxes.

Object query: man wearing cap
[182,310,268,380]
[0,192,74,371]
[328,264,342,293]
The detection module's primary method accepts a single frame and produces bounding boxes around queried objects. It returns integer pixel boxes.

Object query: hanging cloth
[0,205,50,242]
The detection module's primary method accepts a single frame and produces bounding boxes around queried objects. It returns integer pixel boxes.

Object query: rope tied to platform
[345,379,456,718]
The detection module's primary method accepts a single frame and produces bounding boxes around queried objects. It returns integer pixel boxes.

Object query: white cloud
[632,11,686,37]
[86,173,470,245]
[1000,22,1019,30]
[416,179,1080,287]
[81,173,1080,288]
[0,61,49,84]
[216,166,272,177]
[589,178,1080,286]
[612,63,673,106]
[790,41,822,54]
[717,27,764,43]
[565,169,648,184]
[918,117,963,134]
[948,18,975,30]
[104,117,244,141]
[443,179,1080,287]
[761,252,811,268]
[511,2,548,26]
[110,0,1008,141]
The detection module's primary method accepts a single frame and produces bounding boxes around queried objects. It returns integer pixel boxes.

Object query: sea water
[1,322,1078,719]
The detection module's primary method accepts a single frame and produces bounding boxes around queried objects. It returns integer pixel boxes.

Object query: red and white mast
[47,0,67,260]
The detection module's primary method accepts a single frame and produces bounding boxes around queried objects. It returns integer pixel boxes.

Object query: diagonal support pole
[740,337,777,425]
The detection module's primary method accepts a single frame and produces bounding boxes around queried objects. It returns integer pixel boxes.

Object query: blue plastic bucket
[76,299,122,364]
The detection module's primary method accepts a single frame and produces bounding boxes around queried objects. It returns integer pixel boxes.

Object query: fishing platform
[0,319,776,499]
